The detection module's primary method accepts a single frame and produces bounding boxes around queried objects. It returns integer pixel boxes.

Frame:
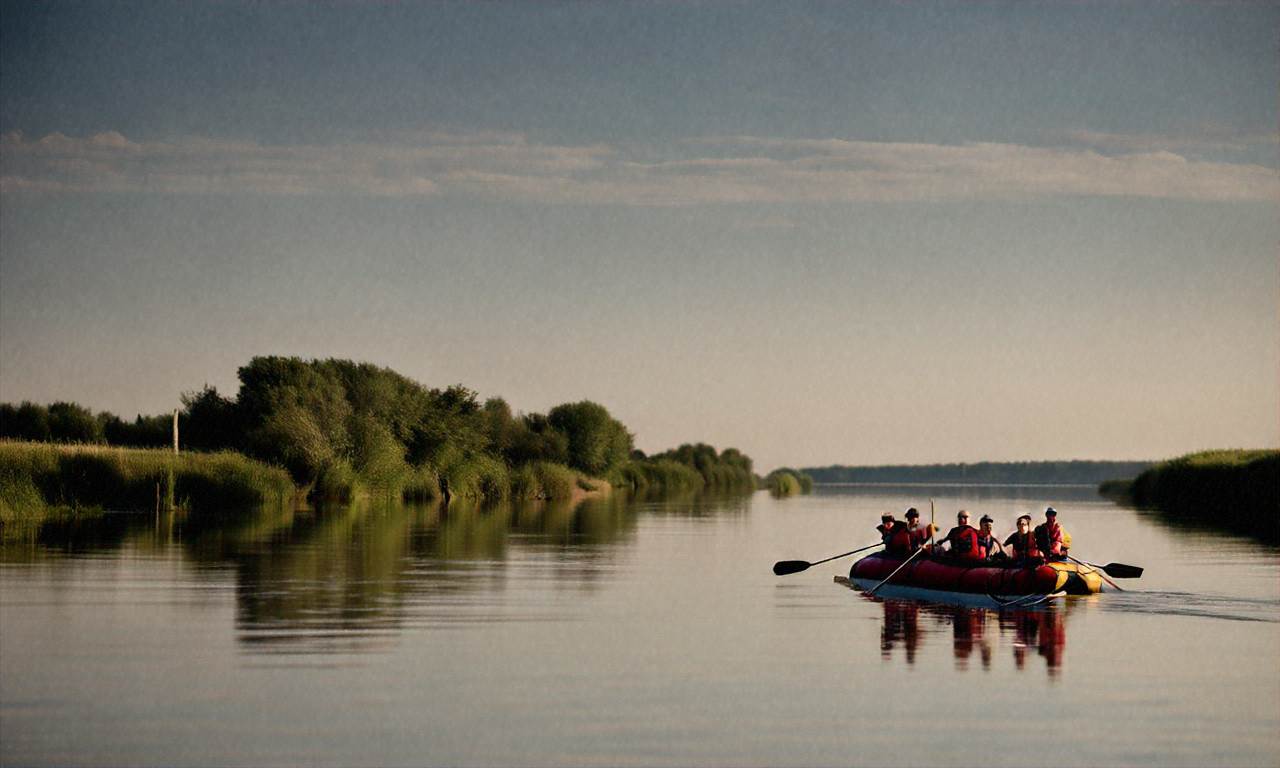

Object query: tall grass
[1123,449,1278,541]
[612,459,705,492]
[0,441,294,530]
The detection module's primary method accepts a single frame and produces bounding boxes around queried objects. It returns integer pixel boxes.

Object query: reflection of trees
[4,488,751,656]
[178,492,649,655]
[871,596,1074,679]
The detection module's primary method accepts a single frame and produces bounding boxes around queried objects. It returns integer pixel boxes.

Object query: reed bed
[1124,449,1278,540]
[0,441,294,529]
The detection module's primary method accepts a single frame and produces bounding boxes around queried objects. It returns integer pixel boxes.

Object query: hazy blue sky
[2,1,1277,470]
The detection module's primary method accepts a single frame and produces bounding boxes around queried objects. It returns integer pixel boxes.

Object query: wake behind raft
[843,552,1106,609]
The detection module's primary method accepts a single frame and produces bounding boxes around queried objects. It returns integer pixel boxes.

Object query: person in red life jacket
[976,514,1006,560]
[903,507,936,552]
[935,510,983,561]
[876,513,912,557]
[1034,506,1066,561]
[1003,514,1042,564]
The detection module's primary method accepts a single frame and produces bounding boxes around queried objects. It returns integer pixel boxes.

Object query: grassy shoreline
[0,441,626,533]
[1099,449,1279,542]
[1,441,297,530]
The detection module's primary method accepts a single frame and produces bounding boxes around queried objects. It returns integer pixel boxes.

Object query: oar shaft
[772,541,883,576]
[808,542,882,567]
[868,545,926,595]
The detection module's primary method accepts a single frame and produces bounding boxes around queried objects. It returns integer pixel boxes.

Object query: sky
[1,1,1277,471]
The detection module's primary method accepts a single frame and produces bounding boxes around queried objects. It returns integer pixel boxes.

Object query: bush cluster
[764,468,814,497]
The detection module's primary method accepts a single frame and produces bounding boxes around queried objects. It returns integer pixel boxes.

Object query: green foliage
[1126,449,1278,541]
[645,443,756,489]
[547,401,633,476]
[505,413,570,466]
[101,412,170,447]
[533,461,578,499]
[0,441,293,531]
[401,464,441,502]
[437,451,509,500]
[765,468,812,497]
[1,401,105,443]
[180,386,240,450]
[614,458,704,491]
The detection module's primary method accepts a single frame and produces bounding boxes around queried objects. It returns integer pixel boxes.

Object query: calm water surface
[2,486,1277,766]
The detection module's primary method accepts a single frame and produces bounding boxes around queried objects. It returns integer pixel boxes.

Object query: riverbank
[1100,449,1279,542]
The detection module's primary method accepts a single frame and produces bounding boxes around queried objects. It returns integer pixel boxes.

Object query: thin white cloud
[1061,127,1280,155]
[2,129,1276,204]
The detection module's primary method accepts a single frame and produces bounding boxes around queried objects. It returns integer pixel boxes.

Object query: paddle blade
[1102,562,1144,578]
[773,560,811,576]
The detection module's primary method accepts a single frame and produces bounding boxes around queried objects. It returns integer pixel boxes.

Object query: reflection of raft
[846,552,1104,608]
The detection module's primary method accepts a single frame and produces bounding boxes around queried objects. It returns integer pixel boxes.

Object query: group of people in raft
[875,506,1069,564]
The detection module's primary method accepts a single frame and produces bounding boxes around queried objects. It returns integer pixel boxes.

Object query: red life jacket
[878,522,912,557]
[1034,522,1064,556]
[1004,530,1041,559]
[945,525,982,561]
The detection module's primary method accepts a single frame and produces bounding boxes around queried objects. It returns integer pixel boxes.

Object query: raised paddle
[773,541,883,576]
[867,544,928,595]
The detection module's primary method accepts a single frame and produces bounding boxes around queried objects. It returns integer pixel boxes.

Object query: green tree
[547,401,632,476]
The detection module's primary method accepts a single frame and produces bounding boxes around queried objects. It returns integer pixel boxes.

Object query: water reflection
[1,490,752,658]
[873,597,1072,679]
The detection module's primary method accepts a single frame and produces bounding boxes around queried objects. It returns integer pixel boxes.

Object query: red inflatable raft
[848,552,1103,607]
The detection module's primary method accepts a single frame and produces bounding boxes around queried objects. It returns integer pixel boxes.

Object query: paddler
[976,514,1006,560]
[1003,514,1042,564]
[877,513,913,557]
[1034,507,1067,561]
[934,510,982,561]
[903,507,935,552]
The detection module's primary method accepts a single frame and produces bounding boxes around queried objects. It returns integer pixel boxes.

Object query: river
[2,485,1277,766]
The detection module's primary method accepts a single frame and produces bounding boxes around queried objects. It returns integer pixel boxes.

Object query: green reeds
[1124,449,1279,540]
[612,459,704,492]
[0,441,294,531]
[435,452,510,501]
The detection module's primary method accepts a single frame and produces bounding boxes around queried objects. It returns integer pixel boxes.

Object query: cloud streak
[3,130,1276,204]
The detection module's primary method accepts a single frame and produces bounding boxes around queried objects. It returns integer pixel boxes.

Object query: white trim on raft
[839,575,1068,610]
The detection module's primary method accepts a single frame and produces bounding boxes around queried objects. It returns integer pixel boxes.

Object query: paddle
[1093,561,1143,578]
[773,541,883,576]
[1067,555,1126,592]
[867,544,928,595]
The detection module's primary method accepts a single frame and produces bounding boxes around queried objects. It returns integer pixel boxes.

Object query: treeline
[804,461,1154,485]
[1105,450,1278,542]
[0,356,757,502]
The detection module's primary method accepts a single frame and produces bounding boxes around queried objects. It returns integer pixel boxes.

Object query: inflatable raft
[847,552,1104,608]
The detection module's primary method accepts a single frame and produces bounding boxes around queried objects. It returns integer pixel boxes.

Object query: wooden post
[172,409,179,454]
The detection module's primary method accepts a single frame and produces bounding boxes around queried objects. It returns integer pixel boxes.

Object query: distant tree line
[804,461,1155,485]
[0,356,758,501]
